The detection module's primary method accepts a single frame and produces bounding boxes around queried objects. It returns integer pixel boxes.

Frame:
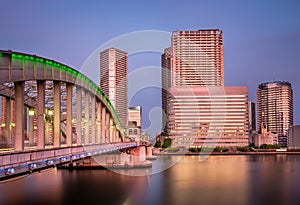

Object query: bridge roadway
[0,142,138,180]
[0,50,138,180]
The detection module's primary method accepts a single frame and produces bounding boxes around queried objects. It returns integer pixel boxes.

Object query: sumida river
[1,155,300,205]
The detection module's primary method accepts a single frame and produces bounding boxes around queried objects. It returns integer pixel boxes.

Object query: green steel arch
[0,50,125,137]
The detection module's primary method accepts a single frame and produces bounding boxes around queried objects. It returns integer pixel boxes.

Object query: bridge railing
[0,142,138,179]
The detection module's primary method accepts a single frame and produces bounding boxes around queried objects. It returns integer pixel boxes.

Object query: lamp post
[45,109,54,146]
[28,109,35,146]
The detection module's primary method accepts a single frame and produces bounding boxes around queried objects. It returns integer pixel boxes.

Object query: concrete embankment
[155,151,300,156]
[57,153,153,169]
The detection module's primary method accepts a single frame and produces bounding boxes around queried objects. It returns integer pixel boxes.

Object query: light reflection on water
[1,155,300,205]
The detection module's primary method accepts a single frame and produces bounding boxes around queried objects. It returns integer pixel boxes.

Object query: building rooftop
[258,81,292,89]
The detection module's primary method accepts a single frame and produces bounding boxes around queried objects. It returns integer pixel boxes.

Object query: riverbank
[153,147,300,155]
[155,151,300,155]
[57,161,153,169]
[57,154,154,170]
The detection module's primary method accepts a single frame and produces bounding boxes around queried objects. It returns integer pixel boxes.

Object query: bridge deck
[0,142,137,180]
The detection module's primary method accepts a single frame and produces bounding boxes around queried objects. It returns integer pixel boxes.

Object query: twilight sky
[1,0,300,137]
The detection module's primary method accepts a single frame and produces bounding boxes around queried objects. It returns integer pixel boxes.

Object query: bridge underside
[0,80,122,150]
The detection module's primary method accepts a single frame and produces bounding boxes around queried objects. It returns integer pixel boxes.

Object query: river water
[1,155,300,205]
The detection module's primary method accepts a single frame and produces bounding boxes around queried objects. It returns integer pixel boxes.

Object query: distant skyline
[1,0,300,134]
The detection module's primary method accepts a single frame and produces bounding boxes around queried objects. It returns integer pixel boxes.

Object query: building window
[134,129,138,135]
[129,129,133,135]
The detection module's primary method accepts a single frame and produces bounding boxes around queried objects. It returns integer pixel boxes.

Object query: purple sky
[1,0,300,136]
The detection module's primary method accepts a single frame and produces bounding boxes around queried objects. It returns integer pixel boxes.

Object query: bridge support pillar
[37,80,45,149]
[112,125,116,143]
[106,112,110,143]
[84,91,90,145]
[14,81,25,151]
[45,121,50,145]
[4,97,12,147]
[76,87,82,145]
[133,146,146,162]
[116,131,120,142]
[146,146,153,157]
[109,118,114,142]
[53,81,61,148]
[91,96,96,144]
[101,107,106,143]
[96,102,101,144]
[66,83,73,147]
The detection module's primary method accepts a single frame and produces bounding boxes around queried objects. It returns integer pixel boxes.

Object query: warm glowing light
[28,109,35,116]
[48,110,54,116]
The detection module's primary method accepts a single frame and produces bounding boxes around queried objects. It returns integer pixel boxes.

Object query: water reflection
[0,155,300,205]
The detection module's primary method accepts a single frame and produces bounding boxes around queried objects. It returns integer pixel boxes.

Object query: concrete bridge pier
[91,95,96,144]
[37,80,45,149]
[4,97,12,148]
[14,81,25,151]
[53,81,61,148]
[66,83,73,147]
[76,87,82,145]
[96,101,102,144]
[105,112,110,142]
[101,107,106,142]
[132,146,146,164]
[84,91,90,145]
[146,146,153,157]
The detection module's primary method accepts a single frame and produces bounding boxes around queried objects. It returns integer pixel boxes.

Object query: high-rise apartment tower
[257,81,293,146]
[171,29,224,87]
[100,48,128,129]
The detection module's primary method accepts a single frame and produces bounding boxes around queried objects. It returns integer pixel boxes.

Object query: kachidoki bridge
[0,50,150,180]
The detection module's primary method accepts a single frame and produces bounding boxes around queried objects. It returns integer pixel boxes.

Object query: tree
[153,141,161,148]
[162,138,172,148]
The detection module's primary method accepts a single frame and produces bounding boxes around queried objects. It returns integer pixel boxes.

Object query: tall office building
[161,47,172,134]
[163,29,249,147]
[100,48,128,129]
[257,81,293,146]
[168,86,249,147]
[171,29,224,87]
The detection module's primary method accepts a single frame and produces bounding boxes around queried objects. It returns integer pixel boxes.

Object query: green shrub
[188,147,201,152]
[214,147,229,152]
[237,146,251,152]
[162,138,172,148]
[153,141,161,148]
[201,147,214,152]
[166,147,179,153]
[260,144,281,149]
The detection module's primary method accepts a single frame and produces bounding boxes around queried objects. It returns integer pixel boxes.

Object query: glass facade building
[161,47,172,134]
[257,81,293,146]
[168,86,249,147]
